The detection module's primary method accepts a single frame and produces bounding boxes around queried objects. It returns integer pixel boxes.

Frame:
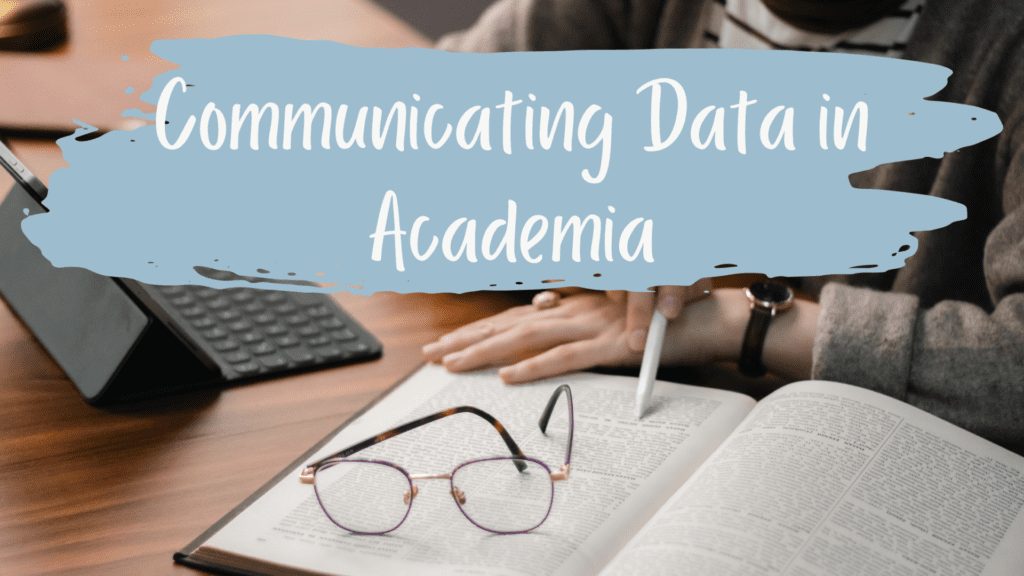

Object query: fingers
[423,290,655,383]
[499,337,623,384]
[549,286,589,297]
[421,304,538,361]
[625,280,714,351]
[625,291,656,351]
[442,317,597,373]
[532,290,561,309]
[421,321,497,362]
[422,283,720,384]
[533,287,594,309]
[655,286,688,319]
[421,292,601,363]
[656,280,713,319]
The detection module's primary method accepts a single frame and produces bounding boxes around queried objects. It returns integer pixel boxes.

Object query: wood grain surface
[0,3,509,575]
[0,5,773,573]
[0,149,522,572]
[0,0,431,133]
[0,142,765,575]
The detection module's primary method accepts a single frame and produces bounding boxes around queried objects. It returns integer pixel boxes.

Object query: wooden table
[0,267,519,576]
[0,2,526,575]
[0,4,778,573]
[0,0,432,133]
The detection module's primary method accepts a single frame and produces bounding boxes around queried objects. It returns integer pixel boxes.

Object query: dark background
[377,0,495,40]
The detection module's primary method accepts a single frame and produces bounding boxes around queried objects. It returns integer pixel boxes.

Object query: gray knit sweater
[438,0,1024,451]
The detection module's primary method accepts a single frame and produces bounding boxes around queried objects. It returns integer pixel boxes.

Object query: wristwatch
[738,281,795,377]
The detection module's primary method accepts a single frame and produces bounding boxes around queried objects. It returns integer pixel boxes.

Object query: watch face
[748,281,794,307]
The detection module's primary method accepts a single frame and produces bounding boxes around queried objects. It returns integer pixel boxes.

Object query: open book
[175,364,1024,576]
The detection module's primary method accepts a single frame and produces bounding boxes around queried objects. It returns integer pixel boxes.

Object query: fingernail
[422,342,442,357]
[660,296,680,318]
[442,351,464,369]
[499,366,517,383]
[629,329,647,351]
[532,291,561,310]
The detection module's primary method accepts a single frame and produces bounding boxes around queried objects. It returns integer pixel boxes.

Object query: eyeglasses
[299,385,574,535]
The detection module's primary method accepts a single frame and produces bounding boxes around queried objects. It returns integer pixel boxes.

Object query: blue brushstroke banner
[22,36,1000,293]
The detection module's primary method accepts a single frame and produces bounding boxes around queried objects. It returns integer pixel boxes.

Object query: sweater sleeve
[435,0,666,53]
[812,126,1024,451]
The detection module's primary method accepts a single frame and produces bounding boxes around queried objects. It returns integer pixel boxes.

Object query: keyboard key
[250,341,276,356]
[331,328,357,341]
[319,317,345,329]
[171,295,195,307]
[342,342,370,354]
[274,303,297,315]
[260,355,287,369]
[166,289,374,379]
[306,334,330,347]
[202,327,229,340]
[264,324,288,336]
[285,349,315,365]
[192,316,216,329]
[253,312,277,325]
[216,309,242,322]
[233,361,260,375]
[228,320,253,332]
[230,289,254,303]
[225,350,251,363]
[196,288,220,299]
[285,314,309,326]
[262,292,286,304]
[317,346,343,358]
[213,339,240,352]
[306,305,331,318]
[206,297,230,310]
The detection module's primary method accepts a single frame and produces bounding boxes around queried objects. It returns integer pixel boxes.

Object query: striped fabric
[702,0,926,58]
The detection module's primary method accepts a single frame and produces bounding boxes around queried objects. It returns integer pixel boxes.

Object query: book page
[599,381,1024,576]
[193,365,755,576]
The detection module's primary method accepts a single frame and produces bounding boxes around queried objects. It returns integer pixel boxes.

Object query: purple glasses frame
[300,384,574,535]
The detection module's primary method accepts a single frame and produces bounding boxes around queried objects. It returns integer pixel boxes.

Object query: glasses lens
[314,460,412,534]
[451,457,554,533]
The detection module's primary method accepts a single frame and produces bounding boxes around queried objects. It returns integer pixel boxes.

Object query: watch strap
[738,305,772,377]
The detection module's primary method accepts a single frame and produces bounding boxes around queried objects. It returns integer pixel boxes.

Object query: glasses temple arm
[307,406,528,471]
[538,384,574,467]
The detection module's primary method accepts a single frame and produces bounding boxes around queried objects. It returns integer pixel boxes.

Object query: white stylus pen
[635,309,667,419]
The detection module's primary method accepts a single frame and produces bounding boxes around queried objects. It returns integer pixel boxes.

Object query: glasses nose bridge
[408,472,452,481]
[405,473,452,504]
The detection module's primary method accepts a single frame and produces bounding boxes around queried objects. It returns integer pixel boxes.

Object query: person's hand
[611,279,713,351]
[421,291,639,383]
[421,289,731,384]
